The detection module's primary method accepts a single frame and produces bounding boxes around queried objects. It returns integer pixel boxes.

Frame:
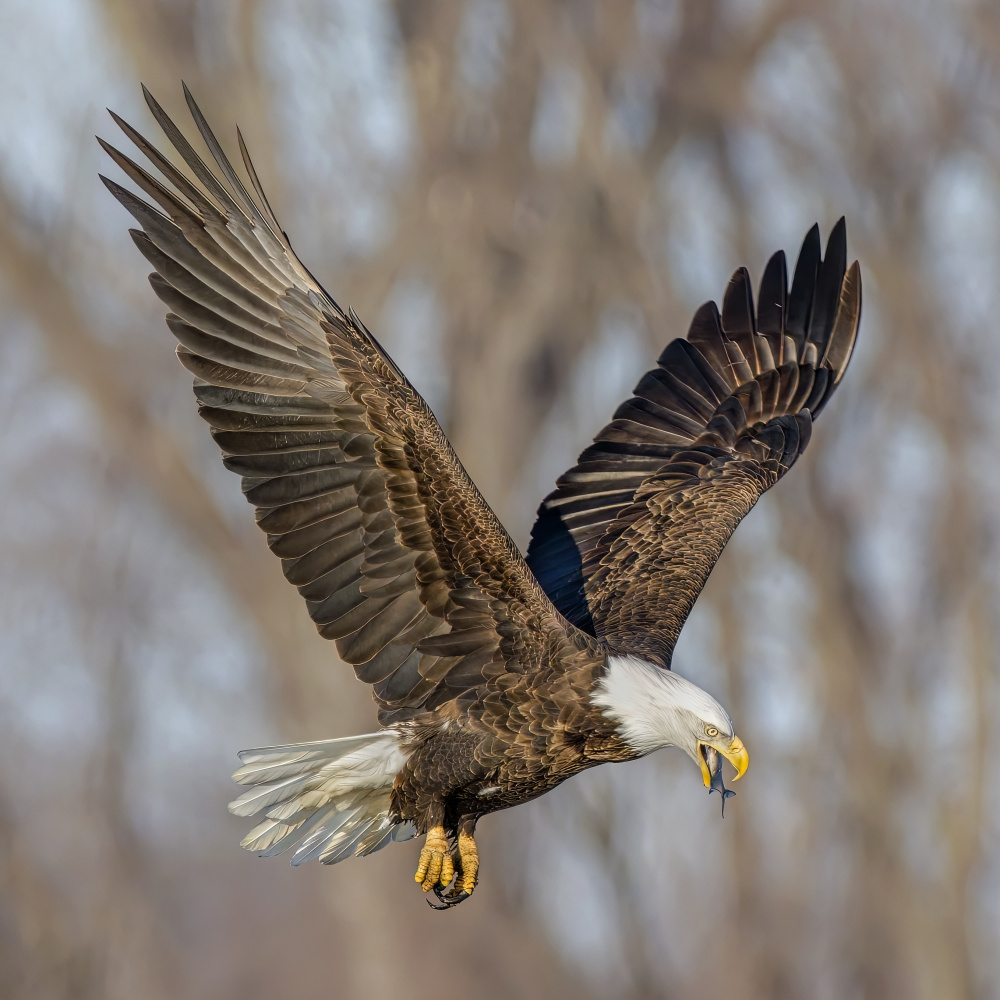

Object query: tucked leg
[414,825,453,892]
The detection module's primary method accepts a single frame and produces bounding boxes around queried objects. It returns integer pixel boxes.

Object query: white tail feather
[228,731,416,865]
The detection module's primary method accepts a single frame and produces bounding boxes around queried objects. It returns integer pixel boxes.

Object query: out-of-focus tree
[0,1,998,998]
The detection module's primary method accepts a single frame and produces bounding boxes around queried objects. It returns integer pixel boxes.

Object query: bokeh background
[1,1,999,997]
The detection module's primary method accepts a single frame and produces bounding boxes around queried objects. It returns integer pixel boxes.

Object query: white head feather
[592,654,735,757]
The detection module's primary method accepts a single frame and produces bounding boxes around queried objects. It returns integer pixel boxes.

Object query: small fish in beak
[701,744,736,817]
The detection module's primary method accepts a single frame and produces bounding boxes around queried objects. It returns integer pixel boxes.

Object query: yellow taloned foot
[414,826,453,892]
[456,829,479,895]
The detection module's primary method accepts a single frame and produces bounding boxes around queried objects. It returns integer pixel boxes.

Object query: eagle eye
[705,726,720,738]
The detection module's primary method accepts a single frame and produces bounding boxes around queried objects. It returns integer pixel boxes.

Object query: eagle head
[593,654,750,791]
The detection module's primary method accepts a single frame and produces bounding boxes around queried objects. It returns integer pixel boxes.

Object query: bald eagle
[101,87,861,908]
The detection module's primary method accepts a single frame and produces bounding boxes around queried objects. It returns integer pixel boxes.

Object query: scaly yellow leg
[456,829,479,895]
[414,826,453,892]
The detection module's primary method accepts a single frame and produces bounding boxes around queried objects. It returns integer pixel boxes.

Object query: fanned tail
[228,731,416,866]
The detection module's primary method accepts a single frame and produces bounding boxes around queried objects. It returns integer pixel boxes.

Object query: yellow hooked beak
[697,735,750,788]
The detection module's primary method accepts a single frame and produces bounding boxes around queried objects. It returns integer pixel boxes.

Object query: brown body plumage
[100,86,860,907]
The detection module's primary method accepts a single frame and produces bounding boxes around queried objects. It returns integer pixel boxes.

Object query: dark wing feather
[527,222,861,664]
[102,88,599,724]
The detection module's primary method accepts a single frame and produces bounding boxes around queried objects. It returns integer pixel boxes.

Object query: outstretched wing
[101,86,598,724]
[527,222,861,665]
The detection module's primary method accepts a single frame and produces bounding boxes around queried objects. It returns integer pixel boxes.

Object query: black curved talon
[427,885,472,910]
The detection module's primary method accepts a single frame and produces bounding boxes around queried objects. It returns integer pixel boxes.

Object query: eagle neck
[590,654,731,757]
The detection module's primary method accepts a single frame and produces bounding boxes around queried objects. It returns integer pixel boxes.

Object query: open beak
[697,735,750,788]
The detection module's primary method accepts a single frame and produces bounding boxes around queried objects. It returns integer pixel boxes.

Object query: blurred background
[1,0,998,997]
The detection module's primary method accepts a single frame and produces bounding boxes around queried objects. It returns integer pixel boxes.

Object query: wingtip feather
[825,259,862,383]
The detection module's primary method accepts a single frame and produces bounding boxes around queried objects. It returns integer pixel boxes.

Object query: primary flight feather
[100,86,861,908]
